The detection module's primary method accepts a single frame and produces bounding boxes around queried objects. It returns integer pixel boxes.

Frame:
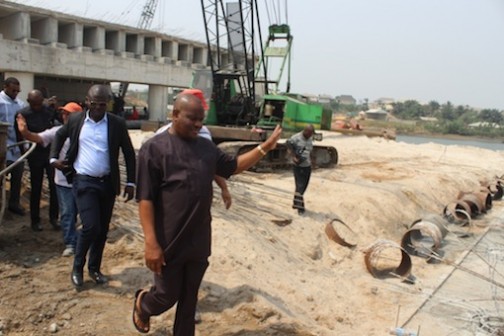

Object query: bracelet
[257,144,267,156]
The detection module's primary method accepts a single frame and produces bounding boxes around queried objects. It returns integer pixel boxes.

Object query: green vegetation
[330,99,504,139]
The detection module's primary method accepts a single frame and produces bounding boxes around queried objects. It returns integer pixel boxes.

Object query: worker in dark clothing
[18,89,59,231]
[286,124,314,215]
[132,93,282,335]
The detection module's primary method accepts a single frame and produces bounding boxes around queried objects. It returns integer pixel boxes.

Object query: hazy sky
[11,0,504,109]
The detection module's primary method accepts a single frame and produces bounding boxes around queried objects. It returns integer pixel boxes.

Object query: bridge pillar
[169,41,179,61]
[106,30,126,53]
[126,33,144,56]
[83,26,105,51]
[148,85,168,122]
[5,72,34,102]
[0,12,30,41]
[59,22,83,48]
[145,36,161,58]
[193,46,207,66]
[31,17,57,45]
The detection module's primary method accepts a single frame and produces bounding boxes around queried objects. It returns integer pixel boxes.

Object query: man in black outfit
[50,84,136,289]
[132,94,282,335]
[18,89,58,231]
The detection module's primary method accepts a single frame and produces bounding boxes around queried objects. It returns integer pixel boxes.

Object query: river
[396,135,504,152]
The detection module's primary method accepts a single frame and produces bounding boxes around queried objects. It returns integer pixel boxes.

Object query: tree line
[329,99,504,138]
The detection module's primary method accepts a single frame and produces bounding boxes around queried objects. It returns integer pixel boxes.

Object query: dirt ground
[1,131,504,336]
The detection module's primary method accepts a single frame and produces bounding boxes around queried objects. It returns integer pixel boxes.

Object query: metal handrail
[0,140,37,225]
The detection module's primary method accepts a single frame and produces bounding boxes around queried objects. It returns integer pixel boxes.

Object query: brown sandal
[132,289,150,333]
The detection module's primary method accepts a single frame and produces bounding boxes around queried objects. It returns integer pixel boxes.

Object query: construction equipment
[138,0,159,30]
[113,0,160,114]
[197,0,338,170]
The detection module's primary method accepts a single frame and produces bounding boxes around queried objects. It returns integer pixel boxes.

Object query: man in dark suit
[50,84,136,288]
[18,89,59,231]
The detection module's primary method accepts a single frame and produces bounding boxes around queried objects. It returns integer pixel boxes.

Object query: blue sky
[12,0,504,109]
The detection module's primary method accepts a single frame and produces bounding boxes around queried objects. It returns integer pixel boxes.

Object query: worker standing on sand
[132,93,282,335]
[286,124,315,215]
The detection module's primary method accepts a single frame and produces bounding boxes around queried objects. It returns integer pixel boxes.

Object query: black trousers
[141,257,209,336]
[293,165,311,211]
[28,158,58,224]
[6,160,24,208]
[72,174,115,272]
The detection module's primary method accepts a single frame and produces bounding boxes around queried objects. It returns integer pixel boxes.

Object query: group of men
[1,77,317,336]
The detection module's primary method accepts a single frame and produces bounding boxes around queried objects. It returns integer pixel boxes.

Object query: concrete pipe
[475,190,493,212]
[364,239,412,279]
[325,218,357,248]
[458,193,484,217]
[410,214,449,238]
[443,202,472,226]
[487,182,503,201]
[401,220,444,258]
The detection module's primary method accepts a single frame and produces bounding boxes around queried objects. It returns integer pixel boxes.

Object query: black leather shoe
[8,206,26,216]
[31,222,43,232]
[71,270,84,287]
[50,219,61,231]
[89,271,108,284]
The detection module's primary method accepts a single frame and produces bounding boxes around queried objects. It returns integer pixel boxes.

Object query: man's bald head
[86,84,112,121]
[171,93,204,140]
[27,89,45,111]
[87,84,112,101]
[302,124,315,139]
[173,93,204,114]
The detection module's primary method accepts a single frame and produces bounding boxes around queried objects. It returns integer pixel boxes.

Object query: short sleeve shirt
[288,132,313,167]
[136,132,237,260]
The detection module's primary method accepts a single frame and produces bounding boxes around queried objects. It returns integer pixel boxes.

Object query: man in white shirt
[17,102,83,256]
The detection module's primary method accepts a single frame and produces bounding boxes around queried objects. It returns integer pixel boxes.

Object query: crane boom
[138,0,159,30]
[200,0,262,125]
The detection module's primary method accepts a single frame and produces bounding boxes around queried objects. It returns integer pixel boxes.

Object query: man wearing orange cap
[17,102,83,256]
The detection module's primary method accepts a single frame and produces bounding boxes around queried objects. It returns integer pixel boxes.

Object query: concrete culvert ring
[364,240,412,279]
[454,209,472,227]
[454,201,473,222]
[444,202,471,226]
[458,194,483,218]
[488,182,503,200]
[475,190,493,212]
[495,182,504,200]
[325,218,357,248]
[411,214,448,238]
[401,221,443,258]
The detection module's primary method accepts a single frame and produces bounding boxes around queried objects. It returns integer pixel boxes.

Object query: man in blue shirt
[0,77,27,216]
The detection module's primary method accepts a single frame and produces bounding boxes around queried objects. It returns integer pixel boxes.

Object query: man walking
[132,93,282,335]
[17,102,83,256]
[50,85,136,288]
[0,77,27,216]
[286,124,314,215]
[18,89,59,231]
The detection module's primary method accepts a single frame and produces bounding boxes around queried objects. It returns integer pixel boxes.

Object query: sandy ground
[1,130,504,335]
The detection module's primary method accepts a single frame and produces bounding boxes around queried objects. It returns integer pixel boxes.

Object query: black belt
[75,174,111,182]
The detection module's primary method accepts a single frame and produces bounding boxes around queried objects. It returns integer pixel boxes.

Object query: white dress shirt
[74,112,110,177]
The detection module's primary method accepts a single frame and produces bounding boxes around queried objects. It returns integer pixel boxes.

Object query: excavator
[195,0,338,170]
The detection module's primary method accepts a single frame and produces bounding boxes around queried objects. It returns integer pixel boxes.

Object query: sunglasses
[89,101,108,108]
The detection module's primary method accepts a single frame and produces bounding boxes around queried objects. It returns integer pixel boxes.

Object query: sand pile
[1,130,503,335]
[126,130,504,335]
